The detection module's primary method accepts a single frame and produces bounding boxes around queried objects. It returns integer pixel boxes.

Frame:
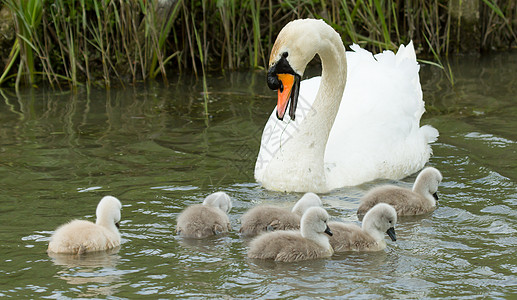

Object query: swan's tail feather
[371,41,416,66]
[394,41,417,63]
[421,125,439,143]
[349,43,373,56]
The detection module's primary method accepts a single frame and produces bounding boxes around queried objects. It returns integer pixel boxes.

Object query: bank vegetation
[0,0,515,89]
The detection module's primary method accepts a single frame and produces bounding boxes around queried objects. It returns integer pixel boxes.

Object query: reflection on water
[48,249,124,297]
[48,247,121,268]
[0,51,516,298]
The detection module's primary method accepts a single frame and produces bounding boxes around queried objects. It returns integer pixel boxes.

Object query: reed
[2,0,42,90]
[0,0,515,87]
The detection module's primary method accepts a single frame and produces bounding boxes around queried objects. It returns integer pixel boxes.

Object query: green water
[1,52,516,298]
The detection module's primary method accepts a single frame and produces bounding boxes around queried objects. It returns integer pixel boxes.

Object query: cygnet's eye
[282,52,288,58]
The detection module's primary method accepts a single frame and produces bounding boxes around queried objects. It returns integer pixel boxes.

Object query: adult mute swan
[47,196,122,254]
[357,167,443,217]
[239,192,322,236]
[175,191,232,238]
[255,19,438,193]
[247,206,333,262]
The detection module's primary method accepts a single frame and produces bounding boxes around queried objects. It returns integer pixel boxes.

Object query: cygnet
[247,206,333,262]
[47,196,122,254]
[357,167,443,217]
[329,203,397,252]
[239,192,322,236]
[176,191,232,238]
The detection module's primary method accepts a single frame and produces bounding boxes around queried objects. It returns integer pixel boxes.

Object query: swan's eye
[282,52,288,58]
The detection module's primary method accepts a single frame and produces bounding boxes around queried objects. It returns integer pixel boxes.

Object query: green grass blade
[373,0,391,48]
[417,59,444,69]
[481,0,505,19]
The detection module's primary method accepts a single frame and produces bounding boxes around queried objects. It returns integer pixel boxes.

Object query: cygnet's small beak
[433,192,439,201]
[115,222,120,229]
[324,225,333,236]
[386,227,396,241]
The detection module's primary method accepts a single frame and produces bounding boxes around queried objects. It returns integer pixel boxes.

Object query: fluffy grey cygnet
[247,206,334,262]
[239,192,322,237]
[176,191,232,238]
[329,203,397,252]
[357,167,443,217]
[47,196,122,254]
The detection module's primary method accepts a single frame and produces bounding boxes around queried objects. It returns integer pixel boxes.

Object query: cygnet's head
[203,191,232,213]
[363,203,397,241]
[291,192,323,216]
[413,167,443,200]
[300,207,333,238]
[96,196,122,228]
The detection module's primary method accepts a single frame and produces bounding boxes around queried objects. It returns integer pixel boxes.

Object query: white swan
[255,19,438,193]
[239,192,322,236]
[247,206,334,262]
[47,196,122,254]
[175,191,232,238]
[329,203,397,252]
[357,167,443,216]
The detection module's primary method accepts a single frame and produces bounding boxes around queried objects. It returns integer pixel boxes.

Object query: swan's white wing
[325,42,438,189]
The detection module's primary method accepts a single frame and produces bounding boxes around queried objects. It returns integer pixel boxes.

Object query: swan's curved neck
[302,41,347,146]
[412,179,436,206]
[362,218,385,244]
[97,218,118,232]
[312,40,348,135]
[301,224,331,250]
[297,35,347,187]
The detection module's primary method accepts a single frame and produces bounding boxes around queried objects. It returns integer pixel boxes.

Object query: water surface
[0,51,516,298]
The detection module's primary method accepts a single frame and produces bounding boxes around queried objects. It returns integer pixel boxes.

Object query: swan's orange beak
[276,73,295,120]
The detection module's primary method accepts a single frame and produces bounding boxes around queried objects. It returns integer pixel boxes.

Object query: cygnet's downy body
[329,203,397,252]
[48,196,122,254]
[239,192,322,237]
[247,206,333,262]
[357,167,443,217]
[176,192,232,238]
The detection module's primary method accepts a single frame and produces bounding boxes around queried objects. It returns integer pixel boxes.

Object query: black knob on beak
[267,71,282,91]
